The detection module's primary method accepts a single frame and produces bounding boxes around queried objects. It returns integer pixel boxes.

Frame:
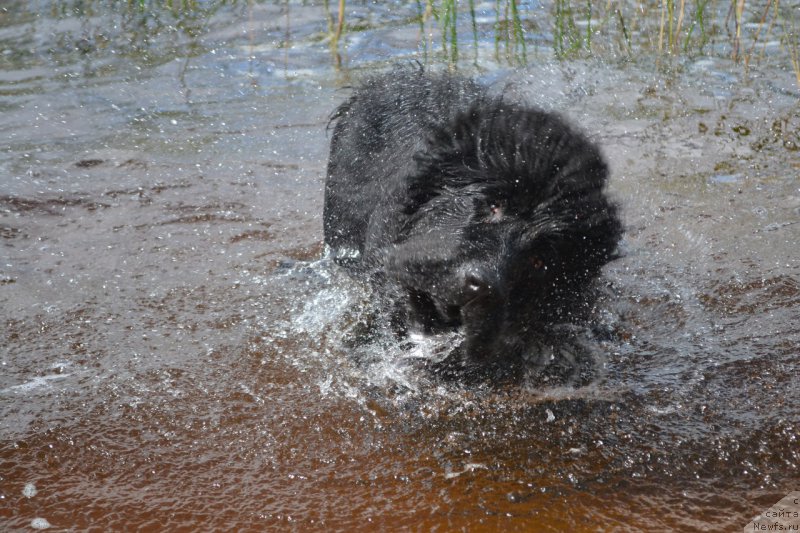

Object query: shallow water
[1,2,799,530]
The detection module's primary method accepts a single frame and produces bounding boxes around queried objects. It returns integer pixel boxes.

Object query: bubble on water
[444,463,488,479]
[22,482,37,498]
[317,374,334,396]
[30,518,51,530]
[708,173,743,184]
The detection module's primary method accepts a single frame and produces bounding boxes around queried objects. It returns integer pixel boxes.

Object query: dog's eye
[486,203,504,222]
[530,256,546,270]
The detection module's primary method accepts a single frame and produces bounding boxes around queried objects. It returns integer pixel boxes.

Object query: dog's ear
[403,105,488,214]
[416,105,486,182]
[410,101,574,195]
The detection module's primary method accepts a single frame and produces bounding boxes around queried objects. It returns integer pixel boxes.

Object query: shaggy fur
[324,68,621,365]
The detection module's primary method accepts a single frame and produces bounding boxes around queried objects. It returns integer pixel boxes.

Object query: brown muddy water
[1,2,799,531]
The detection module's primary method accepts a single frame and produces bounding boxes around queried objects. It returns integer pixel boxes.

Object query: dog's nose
[461,267,499,301]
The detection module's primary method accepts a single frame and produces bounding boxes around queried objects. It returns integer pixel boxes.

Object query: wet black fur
[324,67,622,365]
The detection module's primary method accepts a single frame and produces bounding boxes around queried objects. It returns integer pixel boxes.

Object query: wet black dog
[324,68,621,367]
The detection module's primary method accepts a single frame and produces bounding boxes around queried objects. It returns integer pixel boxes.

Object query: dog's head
[383,101,622,362]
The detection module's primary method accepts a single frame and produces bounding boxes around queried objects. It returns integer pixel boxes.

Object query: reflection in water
[1,1,799,531]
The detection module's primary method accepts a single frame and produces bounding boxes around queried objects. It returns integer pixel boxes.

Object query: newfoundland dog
[323,67,621,369]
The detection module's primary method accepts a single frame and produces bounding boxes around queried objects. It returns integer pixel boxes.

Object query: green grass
[40,0,800,85]
[411,0,794,81]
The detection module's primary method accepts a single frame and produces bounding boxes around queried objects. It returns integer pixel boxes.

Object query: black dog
[324,68,621,367]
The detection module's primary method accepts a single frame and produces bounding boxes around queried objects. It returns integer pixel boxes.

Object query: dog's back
[324,69,484,265]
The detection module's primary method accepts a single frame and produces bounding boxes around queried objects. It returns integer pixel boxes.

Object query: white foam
[4,374,70,393]
[23,482,37,498]
[31,518,51,530]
